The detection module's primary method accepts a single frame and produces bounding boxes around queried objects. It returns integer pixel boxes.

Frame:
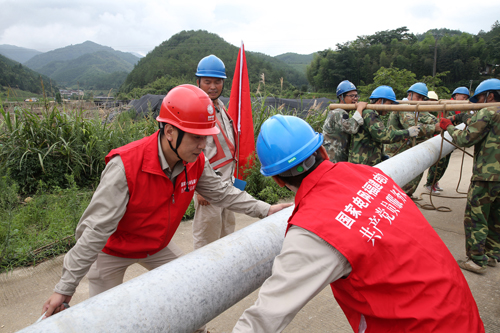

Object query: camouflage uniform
[425,154,451,187]
[425,112,474,188]
[447,106,500,266]
[385,111,438,195]
[348,109,410,166]
[322,108,360,163]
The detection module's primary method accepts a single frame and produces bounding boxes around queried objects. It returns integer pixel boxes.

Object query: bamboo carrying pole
[394,100,470,104]
[329,102,500,112]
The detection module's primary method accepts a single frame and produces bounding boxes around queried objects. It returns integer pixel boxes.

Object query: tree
[420,71,450,97]
[359,67,416,99]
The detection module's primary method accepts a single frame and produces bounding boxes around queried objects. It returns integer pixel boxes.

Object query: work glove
[439,118,453,130]
[408,126,420,137]
[352,111,364,125]
[451,113,472,125]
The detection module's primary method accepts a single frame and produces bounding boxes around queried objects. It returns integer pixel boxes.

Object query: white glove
[352,111,363,125]
[408,126,420,137]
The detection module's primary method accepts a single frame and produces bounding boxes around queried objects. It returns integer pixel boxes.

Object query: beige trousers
[87,242,207,333]
[192,195,236,250]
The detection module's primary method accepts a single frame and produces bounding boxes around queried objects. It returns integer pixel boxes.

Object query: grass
[0,87,45,102]
[0,176,92,271]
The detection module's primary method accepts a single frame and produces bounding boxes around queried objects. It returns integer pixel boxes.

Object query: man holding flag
[193,54,239,250]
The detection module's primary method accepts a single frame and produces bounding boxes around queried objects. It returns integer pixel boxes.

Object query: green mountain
[0,53,58,95]
[0,44,42,63]
[24,41,139,70]
[120,30,308,96]
[36,51,134,89]
[275,52,316,77]
[22,41,140,89]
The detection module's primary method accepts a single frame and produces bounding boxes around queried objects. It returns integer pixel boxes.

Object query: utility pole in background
[432,33,443,77]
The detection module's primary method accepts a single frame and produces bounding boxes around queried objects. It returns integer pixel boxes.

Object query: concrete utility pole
[433,37,438,77]
[432,33,443,77]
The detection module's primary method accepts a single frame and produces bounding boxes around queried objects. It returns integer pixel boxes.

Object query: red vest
[209,107,237,170]
[102,131,205,258]
[288,161,484,333]
[439,97,462,117]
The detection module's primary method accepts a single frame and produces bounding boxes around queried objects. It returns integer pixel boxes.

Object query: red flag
[228,42,255,179]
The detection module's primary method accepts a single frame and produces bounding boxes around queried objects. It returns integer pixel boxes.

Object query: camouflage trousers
[425,154,451,187]
[464,181,500,266]
[402,172,423,197]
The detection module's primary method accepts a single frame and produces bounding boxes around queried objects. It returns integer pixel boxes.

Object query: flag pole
[236,41,243,179]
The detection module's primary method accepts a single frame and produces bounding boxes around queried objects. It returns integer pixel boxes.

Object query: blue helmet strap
[279,153,317,177]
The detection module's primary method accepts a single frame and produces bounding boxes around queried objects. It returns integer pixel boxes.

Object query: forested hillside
[307,23,500,93]
[120,30,308,98]
[36,51,134,89]
[275,52,315,76]
[24,41,139,70]
[0,54,57,95]
[21,41,139,89]
[0,44,42,63]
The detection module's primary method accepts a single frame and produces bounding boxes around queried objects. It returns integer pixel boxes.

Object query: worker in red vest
[41,85,291,332]
[233,114,484,333]
[193,55,239,250]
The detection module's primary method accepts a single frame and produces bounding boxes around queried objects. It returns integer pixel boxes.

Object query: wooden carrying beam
[394,100,470,104]
[329,102,500,112]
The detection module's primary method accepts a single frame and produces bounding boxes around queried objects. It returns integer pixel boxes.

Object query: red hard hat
[156,84,220,135]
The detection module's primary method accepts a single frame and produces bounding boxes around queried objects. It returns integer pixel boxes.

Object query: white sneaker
[424,185,440,195]
[434,182,444,191]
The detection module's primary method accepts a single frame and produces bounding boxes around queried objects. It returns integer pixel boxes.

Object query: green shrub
[183,201,195,221]
[243,153,292,204]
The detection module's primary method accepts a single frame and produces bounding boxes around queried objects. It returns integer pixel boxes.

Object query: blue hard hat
[195,55,227,79]
[451,87,470,98]
[370,85,399,104]
[336,80,357,97]
[470,79,500,103]
[257,115,323,177]
[407,82,428,98]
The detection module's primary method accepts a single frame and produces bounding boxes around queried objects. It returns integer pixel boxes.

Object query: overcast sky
[1,0,499,57]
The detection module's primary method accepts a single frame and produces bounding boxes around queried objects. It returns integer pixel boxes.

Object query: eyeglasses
[345,94,359,99]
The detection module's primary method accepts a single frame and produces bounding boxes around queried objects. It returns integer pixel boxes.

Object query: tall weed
[0,104,157,195]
